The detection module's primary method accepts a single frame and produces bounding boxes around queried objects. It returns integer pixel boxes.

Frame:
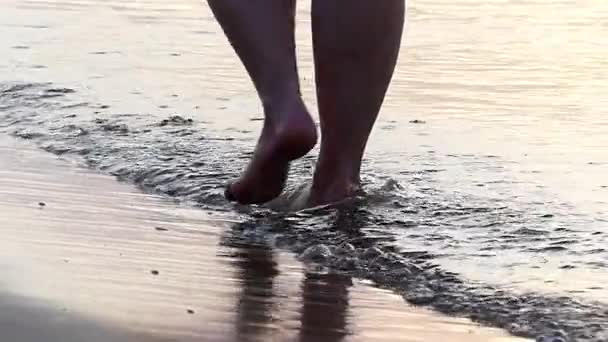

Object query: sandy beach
[0,136,530,341]
[1,0,607,340]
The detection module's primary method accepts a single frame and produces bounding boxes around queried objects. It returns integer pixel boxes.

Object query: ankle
[309,181,361,206]
[310,163,361,205]
[262,92,306,120]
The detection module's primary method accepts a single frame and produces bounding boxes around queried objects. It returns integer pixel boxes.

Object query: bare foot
[225,102,317,204]
[306,181,363,209]
[276,179,363,212]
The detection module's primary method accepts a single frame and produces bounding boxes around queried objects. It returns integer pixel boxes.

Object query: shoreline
[0,136,527,341]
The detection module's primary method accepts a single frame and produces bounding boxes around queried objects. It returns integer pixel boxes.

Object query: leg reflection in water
[231,242,279,342]
[298,272,352,342]
[228,235,354,342]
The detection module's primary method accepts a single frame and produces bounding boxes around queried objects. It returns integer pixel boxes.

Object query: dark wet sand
[0,137,528,341]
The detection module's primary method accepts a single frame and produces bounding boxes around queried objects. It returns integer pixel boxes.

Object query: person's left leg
[207,0,317,204]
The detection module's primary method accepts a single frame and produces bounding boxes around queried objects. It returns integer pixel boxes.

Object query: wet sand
[0,136,528,341]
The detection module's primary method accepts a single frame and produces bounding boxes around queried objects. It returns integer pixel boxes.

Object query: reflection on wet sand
[233,243,280,342]
[226,203,366,342]
[299,272,350,342]
[228,237,351,342]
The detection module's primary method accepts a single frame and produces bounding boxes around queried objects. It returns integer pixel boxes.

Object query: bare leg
[308,0,405,206]
[207,0,317,204]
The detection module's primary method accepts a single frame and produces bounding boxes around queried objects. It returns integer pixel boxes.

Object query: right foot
[283,173,363,211]
[306,181,363,209]
[225,101,317,204]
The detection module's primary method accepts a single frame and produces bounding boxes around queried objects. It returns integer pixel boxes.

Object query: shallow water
[0,0,607,340]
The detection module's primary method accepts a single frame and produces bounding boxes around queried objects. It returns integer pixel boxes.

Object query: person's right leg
[308,0,405,206]
[207,0,317,204]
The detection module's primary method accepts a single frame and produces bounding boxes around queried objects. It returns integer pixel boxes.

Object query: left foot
[225,100,317,204]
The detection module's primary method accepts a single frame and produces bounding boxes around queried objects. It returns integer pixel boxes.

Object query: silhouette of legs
[209,1,404,206]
